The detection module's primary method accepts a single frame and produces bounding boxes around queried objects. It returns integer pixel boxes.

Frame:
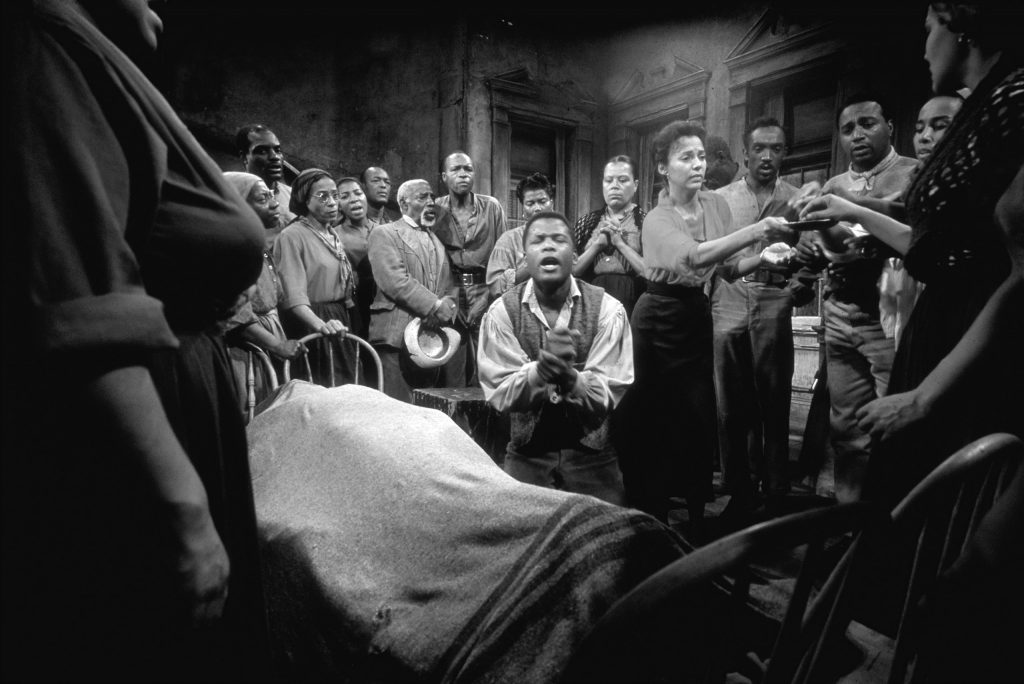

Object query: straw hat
[403,318,461,369]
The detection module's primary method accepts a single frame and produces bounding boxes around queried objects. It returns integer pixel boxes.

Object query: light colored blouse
[642,189,734,287]
[274,216,356,310]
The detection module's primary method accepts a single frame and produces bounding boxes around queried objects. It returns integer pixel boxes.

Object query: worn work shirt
[434,192,509,271]
[819,148,918,315]
[711,176,800,330]
[274,217,356,310]
[715,176,799,258]
[478,277,633,417]
[485,225,526,299]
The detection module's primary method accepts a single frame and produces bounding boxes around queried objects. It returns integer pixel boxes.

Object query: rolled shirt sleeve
[16,17,178,358]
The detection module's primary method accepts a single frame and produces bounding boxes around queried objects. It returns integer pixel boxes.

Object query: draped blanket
[247,381,685,682]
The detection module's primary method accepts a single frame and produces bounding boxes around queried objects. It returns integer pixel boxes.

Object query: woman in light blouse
[612,120,794,530]
[274,168,360,386]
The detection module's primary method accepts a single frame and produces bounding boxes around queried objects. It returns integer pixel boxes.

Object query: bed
[247,380,686,682]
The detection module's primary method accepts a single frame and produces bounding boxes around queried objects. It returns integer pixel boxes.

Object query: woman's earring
[957,33,970,46]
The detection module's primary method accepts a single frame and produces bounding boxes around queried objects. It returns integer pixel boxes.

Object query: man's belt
[452,267,486,286]
[741,269,789,286]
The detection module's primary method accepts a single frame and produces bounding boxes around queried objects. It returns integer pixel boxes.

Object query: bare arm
[239,322,306,360]
[89,366,229,626]
[802,194,913,256]
[693,218,795,268]
[286,304,348,336]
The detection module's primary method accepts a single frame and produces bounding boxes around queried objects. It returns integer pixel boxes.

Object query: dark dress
[3,2,269,680]
[864,60,1024,507]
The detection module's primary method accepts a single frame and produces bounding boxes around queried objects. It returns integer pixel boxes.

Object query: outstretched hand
[791,234,826,268]
[761,216,797,245]
[800,193,859,223]
[844,234,894,260]
[787,180,823,214]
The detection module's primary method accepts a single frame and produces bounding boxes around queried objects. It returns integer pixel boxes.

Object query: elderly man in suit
[367,179,465,402]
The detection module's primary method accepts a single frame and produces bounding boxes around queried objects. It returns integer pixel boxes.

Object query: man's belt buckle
[743,270,785,286]
[459,272,482,286]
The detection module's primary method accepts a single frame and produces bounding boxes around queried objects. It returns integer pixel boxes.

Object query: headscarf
[222,171,263,204]
[290,168,333,217]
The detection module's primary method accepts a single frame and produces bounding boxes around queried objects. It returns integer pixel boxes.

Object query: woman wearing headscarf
[573,155,647,316]
[612,121,795,530]
[274,168,361,386]
[800,1,1023,506]
[222,172,307,404]
[3,1,271,680]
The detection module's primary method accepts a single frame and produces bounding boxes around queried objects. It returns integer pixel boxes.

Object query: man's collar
[401,214,422,229]
[743,173,777,194]
[850,146,898,179]
[522,276,580,306]
[448,191,476,205]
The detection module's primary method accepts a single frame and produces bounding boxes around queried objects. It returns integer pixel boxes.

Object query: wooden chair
[283,331,384,392]
[560,502,888,684]
[787,432,1024,684]
[237,341,280,424]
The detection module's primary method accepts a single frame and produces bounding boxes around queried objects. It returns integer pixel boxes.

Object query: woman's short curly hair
[651,121,707,170]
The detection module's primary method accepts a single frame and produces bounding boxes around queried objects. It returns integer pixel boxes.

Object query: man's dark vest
[500,280,610,451]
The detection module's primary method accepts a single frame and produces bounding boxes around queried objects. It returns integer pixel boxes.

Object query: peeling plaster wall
[462,18,607,198]
[601,7,763,142]
[156,4,927,215]
[160,8,453,193]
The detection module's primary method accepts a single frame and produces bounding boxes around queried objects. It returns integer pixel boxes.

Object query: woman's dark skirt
[592,272,644,319]
[611,285,717,521]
